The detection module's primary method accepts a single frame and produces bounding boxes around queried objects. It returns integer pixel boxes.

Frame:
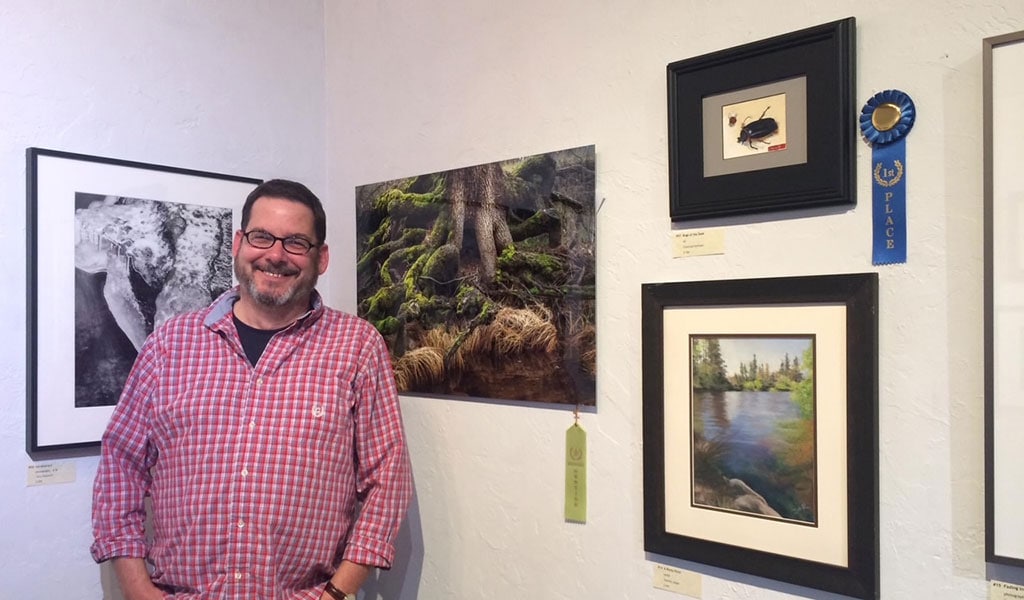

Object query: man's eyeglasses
[242,230,318,255]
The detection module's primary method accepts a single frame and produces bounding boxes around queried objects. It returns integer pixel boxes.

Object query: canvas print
[74,193,233,407]
[356,145,596,405]
[690,334,816,524]
[722,93,788,159]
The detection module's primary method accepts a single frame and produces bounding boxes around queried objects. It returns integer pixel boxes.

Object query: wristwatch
[324,580,356,600]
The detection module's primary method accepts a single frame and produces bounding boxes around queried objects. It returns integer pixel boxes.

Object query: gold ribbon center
[871,102,902,132]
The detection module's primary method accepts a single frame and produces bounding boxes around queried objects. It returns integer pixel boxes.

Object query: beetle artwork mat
[721,93,788,159]
[701,77,806,179]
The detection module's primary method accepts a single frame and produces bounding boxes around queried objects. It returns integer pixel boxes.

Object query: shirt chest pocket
[261,370,355,462]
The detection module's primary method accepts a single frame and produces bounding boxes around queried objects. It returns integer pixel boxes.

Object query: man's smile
[254,261,300,278]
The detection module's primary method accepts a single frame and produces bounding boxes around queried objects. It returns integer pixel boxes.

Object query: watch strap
[324,580,355,600]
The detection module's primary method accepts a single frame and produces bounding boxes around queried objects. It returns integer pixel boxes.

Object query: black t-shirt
[233,315,285,366]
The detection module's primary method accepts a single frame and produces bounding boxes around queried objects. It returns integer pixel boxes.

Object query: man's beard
[235,258,318,308]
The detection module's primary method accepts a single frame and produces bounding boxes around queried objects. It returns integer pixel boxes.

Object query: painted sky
[713,336,813,376]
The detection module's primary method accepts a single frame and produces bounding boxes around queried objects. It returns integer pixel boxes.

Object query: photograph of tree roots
[356,145,596,405]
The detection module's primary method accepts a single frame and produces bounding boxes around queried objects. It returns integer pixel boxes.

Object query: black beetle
[737,106,779,149]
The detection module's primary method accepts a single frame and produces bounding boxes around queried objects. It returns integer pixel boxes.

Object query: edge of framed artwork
[25,147,260,455]
[983,29,1024,568]
[641,273,878,599]
[667,17,856,221]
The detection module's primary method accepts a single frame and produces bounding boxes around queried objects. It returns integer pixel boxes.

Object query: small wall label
[27,461,76,486]
[672,229,724,258]
[653,564,701,597]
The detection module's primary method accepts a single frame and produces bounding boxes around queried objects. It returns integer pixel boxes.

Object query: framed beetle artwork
[667,17,856,221]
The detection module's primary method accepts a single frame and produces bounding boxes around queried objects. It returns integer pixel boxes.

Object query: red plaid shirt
[91,289,413,599]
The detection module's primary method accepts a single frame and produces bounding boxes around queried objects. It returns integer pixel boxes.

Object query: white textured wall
[4,1,1023,598]
[327,1,1024,598]
[0,2,326,598]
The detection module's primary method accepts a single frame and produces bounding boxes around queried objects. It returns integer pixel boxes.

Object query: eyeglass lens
[244,230,313,255]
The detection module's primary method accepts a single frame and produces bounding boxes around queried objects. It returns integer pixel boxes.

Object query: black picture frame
[642,273,878,599]
[26,148,260,454]
[667,17,856,221]
[983,30,1024,567]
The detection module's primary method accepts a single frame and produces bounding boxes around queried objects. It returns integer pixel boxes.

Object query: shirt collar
[204,286,324,332]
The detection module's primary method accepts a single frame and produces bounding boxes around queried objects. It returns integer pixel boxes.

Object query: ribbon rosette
[860,89,916,265]
[860,89,916,146]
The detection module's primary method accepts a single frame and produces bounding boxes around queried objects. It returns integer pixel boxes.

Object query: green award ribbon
[564,421,587,523]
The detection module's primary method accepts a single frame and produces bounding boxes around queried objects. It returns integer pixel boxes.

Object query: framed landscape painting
[642,273,878,599]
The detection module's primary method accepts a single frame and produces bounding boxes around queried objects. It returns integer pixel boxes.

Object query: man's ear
[232,230,244,258]
[317,243,330,275]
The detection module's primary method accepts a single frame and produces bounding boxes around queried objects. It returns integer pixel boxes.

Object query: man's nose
[263,239,292,259]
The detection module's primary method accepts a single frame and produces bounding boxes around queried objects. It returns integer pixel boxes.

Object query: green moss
[455,283,474,301]
[367,216,393,247]
[455,284,485,316]
[508,153,553,179]
[374,316,400,336]
[508,210,556,242]
[477,298,496,323]
[357,245,389,276]
[497,244,517,266]
[363,284,404,321]
[530,252,562,276]
[376,188,444,212]
[497,248,563,277]
[423,244,459,280]
[399,228,428,244]
[379,243,425,286]
[360,228,429,283]
[402,253,430,297]
[425,208,450,246]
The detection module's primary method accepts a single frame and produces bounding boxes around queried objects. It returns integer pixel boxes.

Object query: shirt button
[237,519,245,529]
[241,468,249,477]
[256,377,263,386]
[234,572,242,580]
[248,421,256,430]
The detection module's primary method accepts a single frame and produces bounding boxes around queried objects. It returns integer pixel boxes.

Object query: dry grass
[464,306,558,356]
[421,326,457,349]
[569,323,596,375]
[396,306,562,391]
[393,346,445,391]
[414,326,464,371]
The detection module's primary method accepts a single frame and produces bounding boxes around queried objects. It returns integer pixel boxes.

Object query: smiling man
[233,190,327,326]
[91,179,413,600]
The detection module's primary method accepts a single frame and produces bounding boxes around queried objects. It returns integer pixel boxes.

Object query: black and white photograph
[74,192,233,408]
[27,148,259,452]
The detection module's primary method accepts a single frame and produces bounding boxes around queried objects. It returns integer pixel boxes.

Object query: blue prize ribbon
[871,144,907,263]
[860,90,916,265]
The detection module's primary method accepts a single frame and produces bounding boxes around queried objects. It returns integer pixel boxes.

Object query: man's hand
[318,560,371,599]
[112,557,164,600]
